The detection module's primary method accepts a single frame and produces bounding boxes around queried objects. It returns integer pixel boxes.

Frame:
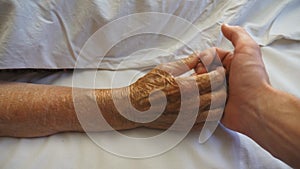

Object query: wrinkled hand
[127,51,227,130]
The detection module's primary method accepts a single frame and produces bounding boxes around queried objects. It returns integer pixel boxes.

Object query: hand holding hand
[126,51,226,130]
[216,24,270,134]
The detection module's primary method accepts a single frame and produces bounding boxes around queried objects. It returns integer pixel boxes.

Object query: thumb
[221,24,258,50]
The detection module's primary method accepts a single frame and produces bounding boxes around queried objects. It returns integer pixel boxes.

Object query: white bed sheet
[0,0,299,168]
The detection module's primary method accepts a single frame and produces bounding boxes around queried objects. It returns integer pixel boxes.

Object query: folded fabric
[0,0,250,69]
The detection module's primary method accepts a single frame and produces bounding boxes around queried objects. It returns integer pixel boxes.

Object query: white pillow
[0,0,250,69]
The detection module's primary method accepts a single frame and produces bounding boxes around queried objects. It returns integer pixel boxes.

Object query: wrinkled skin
[126,50,227,130]
[0,49,227,137]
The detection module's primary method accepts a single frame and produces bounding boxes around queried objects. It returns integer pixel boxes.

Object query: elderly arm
[0,53,226,138]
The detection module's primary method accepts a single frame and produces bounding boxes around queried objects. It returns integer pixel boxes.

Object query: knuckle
[196,74,211,90]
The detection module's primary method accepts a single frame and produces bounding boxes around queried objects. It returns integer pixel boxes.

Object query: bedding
[0,0,250,68]
[0,0,299,168]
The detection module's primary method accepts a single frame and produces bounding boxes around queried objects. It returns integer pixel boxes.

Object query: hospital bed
[0,0,299,168]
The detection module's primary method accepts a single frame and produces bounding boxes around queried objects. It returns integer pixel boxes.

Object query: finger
[164,67,225,111]
[193,67,226,93]
[215,47,232,61]
[196,108,224,123]
[153,108,224,131]
[214,48,233,72]
[221,24,260,54]
[156,51,201,76]
[144,121,171,130]
[199,48,217,66]
[199,86,227,110]
[143,113,180,130]
[191,123,204,131]
[208,65,219,72]
[195,48,219,74]
[149,113,197,131]
[163,84,226,115]
[195,62,206,74]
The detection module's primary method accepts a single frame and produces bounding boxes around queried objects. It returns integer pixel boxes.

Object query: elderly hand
[120,51,227,130]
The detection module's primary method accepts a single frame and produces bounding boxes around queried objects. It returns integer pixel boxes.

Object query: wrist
[238,83,274,136]
[95,87,141,130]
[239,84,300,167]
